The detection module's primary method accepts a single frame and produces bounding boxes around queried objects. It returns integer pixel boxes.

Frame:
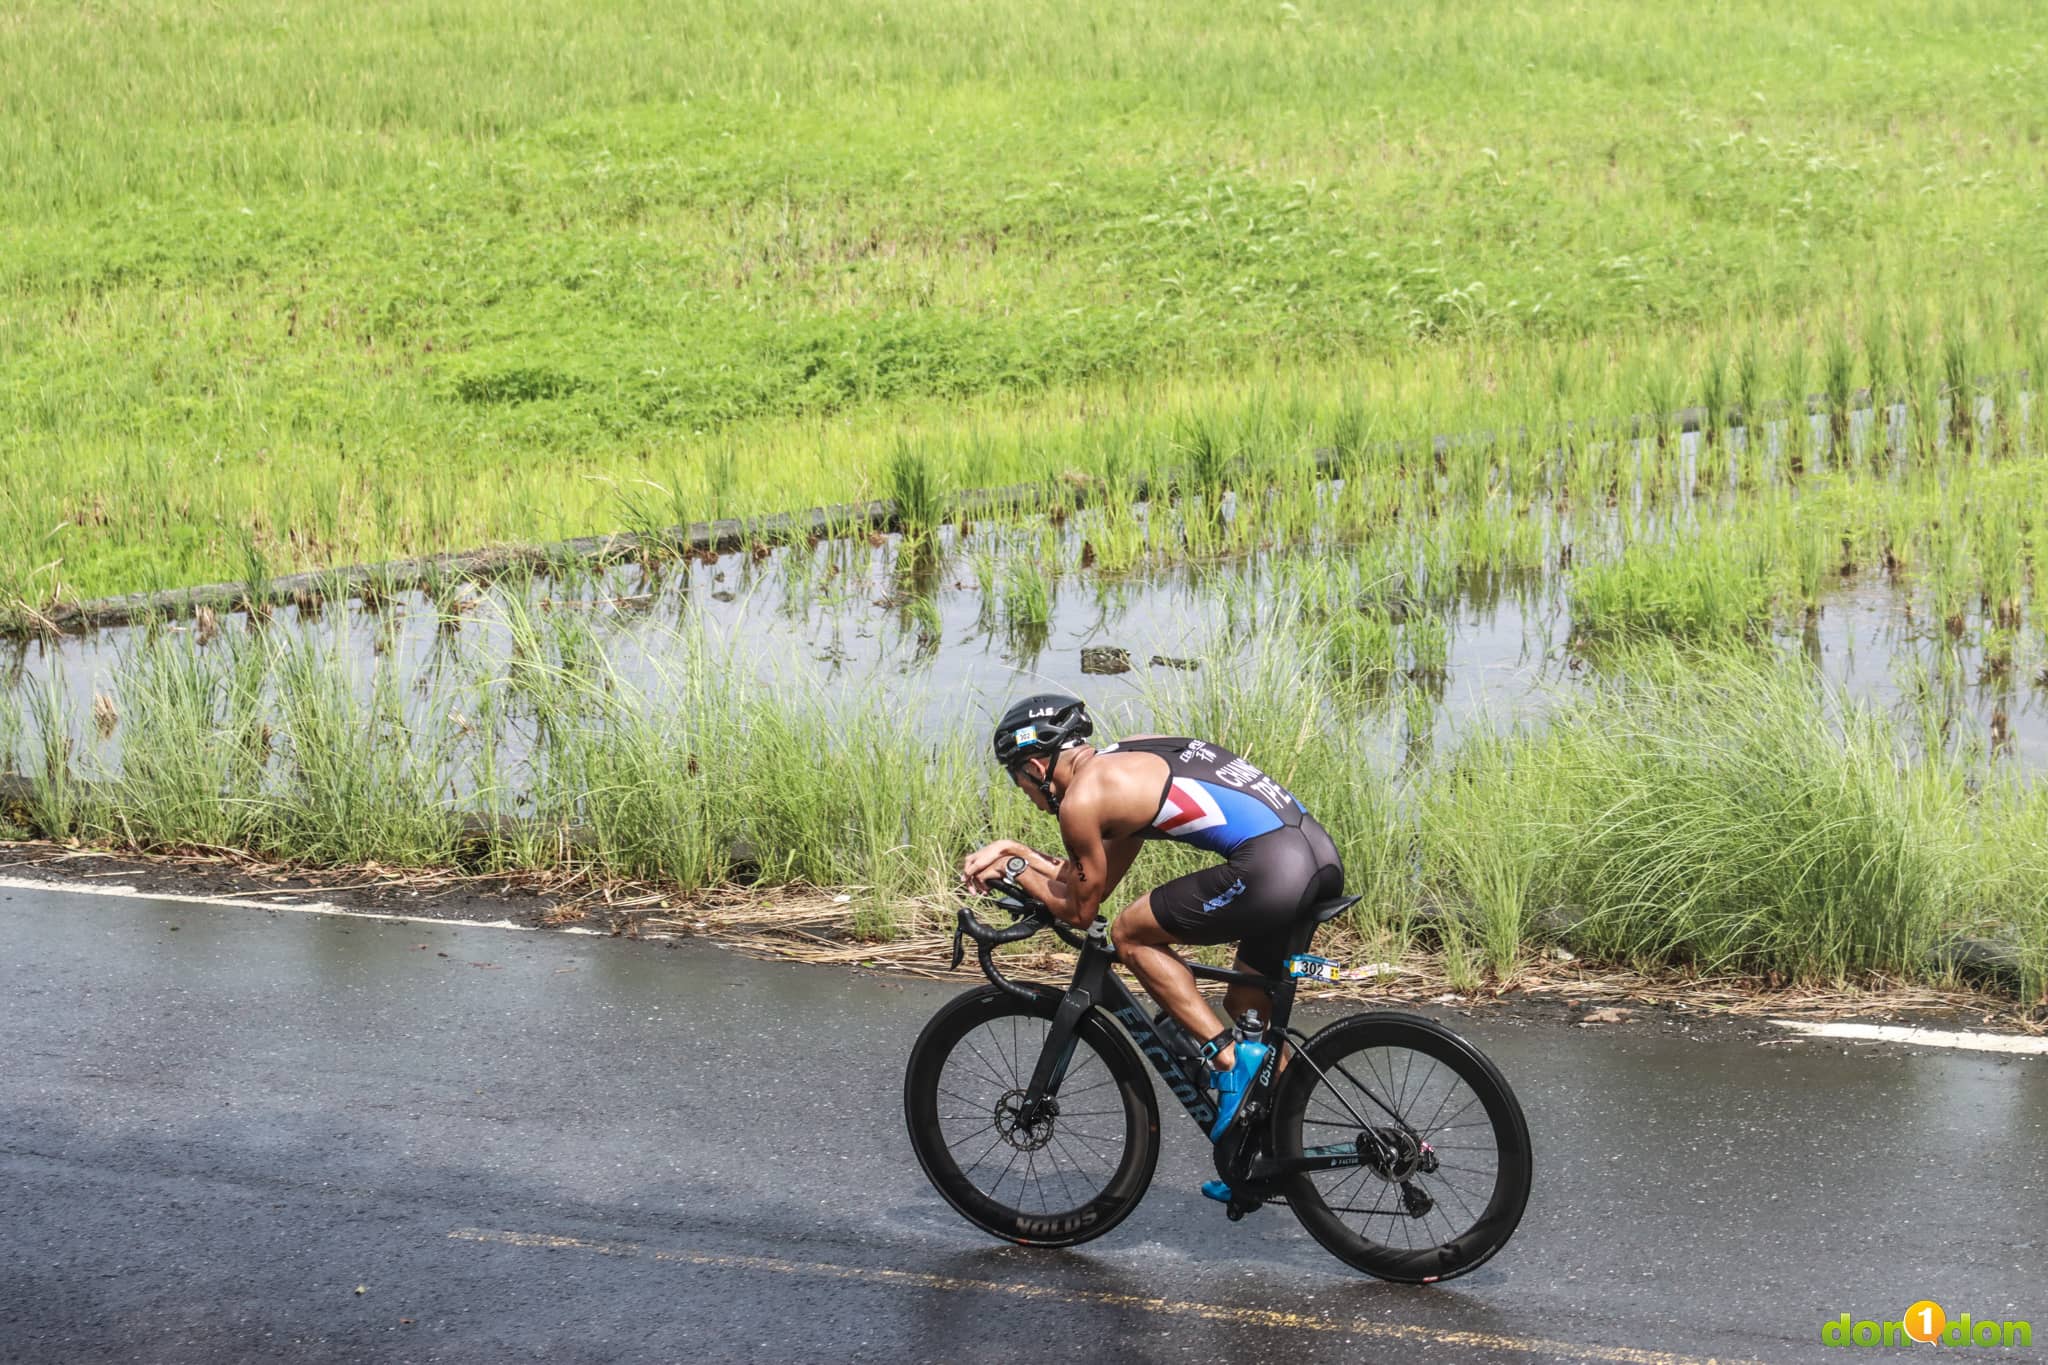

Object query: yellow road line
[447,1226,1771,1365]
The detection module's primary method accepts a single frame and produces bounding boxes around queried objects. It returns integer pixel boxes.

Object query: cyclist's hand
[960,840,1023,889]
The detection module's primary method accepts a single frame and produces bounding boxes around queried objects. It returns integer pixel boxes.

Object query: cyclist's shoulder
[1064,745,1165,819]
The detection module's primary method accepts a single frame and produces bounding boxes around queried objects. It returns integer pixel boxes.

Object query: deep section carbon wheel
[904,984,1159,1246]
[1273,1011,1532,1282]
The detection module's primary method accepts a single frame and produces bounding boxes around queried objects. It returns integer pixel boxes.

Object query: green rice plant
[2029,329,2048,457]
[1904,332,1943,465]
[1177,411,1232,499]
[1693,346,1729,501]
[1989,346,2023,462]
[1896,647,1963,765]
[1942,318,1976,454]
[239,537,274,623]
[1445,432,1496,511]
[1327,398,1374,477]
[1862,309,1893,422]
[1320,609,1398,697]
[1792,513,1833,618]
[887,443,945,543]
[1822,325,1856,460]
[1568,531,1775,643]
[1733,335,1764,443]
[1696,345,1727,454]
[1926,508,1972,637]
[611,477,688,563]
[1976,496,2024,629]
[1641,354,1679,456]
[1781,338,1813,475]
[1867,313,1892,472]
[966,545,1000,626]
[1897,307,1926,447]
[1404,612,1451,683]
[903,590,942,654]
[1002,556,1053,635]
[1401,685,1438,768]
[1081,505,1147,575]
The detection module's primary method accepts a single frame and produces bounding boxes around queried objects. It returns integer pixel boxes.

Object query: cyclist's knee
[1110,901,1164,950]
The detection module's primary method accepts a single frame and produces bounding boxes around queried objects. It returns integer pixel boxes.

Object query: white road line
[0,873,533,932]
[1769,1019,2048,1055]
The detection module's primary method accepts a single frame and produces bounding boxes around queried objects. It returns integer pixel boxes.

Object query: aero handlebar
[952,880,1087,1000]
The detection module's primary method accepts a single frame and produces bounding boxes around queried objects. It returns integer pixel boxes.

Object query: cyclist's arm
[1030,793,1111,929]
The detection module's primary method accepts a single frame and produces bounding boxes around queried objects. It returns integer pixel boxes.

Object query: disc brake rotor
[995,1089,1060,1152]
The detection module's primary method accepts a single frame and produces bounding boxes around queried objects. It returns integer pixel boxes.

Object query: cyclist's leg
[1221,959,1274,1039]
[1118,856,1275,1067]
[1109,892,1237,1065]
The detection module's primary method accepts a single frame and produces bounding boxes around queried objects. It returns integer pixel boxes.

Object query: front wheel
[904,985,1159,1246]
[1273,1011,1532,1282]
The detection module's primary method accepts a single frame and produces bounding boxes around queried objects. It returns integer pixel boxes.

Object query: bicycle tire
[904,984,1159,1247]
[1272,1011,1532,1282]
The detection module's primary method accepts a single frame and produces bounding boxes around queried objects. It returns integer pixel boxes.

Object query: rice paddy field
[5,0,2048,998]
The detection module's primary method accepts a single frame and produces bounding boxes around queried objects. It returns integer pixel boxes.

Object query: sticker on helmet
[1013,726,1038,745]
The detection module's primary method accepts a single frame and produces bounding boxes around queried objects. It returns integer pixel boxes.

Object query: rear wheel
[1273,1012,1532,1282]
[904,985,1159,1246]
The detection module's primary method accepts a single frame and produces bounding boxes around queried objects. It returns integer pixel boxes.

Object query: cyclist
[962,692,1345,1202]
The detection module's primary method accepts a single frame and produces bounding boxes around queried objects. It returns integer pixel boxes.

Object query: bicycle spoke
[1415,1077,1469,1139]
[959,1129,1010,1176]
[1298,1038,1512,1255]
[941,1113,1000,1146]
[1419,1090,1483,1142]
[951,1041,1014,1093]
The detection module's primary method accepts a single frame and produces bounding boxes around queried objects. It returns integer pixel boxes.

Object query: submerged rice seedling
[1822,325,1856,457]
[1568,531,1775,643]
[1943,318,1976,454]
[1404,612,1451,683]
[1696,345,1728,457]
[1321,609,1398,696]
[887,443,946,543]
[1002,557,1053,635]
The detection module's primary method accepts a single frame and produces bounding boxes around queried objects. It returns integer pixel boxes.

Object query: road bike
[903,881,1533,1282]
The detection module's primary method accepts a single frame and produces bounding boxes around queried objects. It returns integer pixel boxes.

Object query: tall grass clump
[88,634,273,849]
[1425,645,1984,983]
[266,641,459,864]
[528,634,987,925]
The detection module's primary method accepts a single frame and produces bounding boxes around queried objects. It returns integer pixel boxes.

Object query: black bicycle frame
[990,911,1375,1196]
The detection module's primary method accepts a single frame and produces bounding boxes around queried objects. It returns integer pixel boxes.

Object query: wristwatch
[1003,855,1030,880]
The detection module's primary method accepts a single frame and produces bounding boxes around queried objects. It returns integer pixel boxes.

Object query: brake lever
[950,915,968,971]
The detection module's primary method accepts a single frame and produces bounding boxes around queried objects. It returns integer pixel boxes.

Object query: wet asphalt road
[2,886,2044,1365]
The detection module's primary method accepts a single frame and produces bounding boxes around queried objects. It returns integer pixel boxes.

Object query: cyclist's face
[1010,758,1052,812]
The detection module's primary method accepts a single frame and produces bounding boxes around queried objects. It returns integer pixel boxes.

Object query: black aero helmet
[992,693,1093,771]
